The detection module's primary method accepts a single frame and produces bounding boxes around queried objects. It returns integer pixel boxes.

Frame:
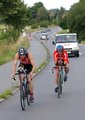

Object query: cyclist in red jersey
[11,47,36,103]
[53,45,69,92]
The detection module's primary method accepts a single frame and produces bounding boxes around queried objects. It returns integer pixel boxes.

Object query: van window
[55,35,77,43]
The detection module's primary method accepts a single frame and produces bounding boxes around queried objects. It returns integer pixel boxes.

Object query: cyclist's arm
[53,51,58,65]
[28,53,36,74]
[12,53,19,77]
[64,51,69,65]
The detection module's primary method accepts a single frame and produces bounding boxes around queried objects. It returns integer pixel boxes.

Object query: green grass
[0,90,13,99]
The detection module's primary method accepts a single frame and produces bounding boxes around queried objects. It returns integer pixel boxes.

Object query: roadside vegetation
[0,28,29,65]
[0,90,13,99]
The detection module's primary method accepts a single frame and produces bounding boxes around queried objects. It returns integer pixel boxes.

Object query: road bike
[52,61,65,98]
[14,67,30,111]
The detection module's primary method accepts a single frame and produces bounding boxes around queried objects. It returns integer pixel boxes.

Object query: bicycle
[52,61,65,98]
[14,67,30,111]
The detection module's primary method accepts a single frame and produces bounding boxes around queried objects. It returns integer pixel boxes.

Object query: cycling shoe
[55,87,59,93]
[29,96,34,103]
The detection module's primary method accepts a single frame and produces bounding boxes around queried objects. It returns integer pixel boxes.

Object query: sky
[24,0,79,10]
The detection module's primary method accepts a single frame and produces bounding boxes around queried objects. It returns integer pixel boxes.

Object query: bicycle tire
[58,88,60,98]
[20,84,26,111]
[60,74,62,94]
[58,73,62,98]
[58,77,60,98]
[26,82,30,106]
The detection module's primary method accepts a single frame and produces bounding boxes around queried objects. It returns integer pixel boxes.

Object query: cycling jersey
[15,52,33,73]
[53,50,69,63]
[15,53,31,64]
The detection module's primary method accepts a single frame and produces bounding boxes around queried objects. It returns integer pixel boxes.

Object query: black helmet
[18,47,27,56]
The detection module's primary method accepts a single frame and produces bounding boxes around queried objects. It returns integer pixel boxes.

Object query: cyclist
[53,45,69,92]
[11,46,36,103]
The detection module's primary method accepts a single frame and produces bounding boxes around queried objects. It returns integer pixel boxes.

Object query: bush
[31,24,38,29]
[78,30,85,40]
[40,21,49,28]
[52,19,57,25]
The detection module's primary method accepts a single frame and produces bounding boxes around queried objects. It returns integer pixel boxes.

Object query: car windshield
[42,33,47,36]
[55,35,77,43]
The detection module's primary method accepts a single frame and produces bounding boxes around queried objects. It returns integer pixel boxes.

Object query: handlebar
[52,66,57,73]
[13,67,27,81]
[52,63,65,73]
[55,61,65,66]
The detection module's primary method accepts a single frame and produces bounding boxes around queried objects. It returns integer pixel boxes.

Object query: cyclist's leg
[28,74,33,91]
[25,64,34,102]
[64,63,69,73]
[64,63,69,82]
[28,74,34,103]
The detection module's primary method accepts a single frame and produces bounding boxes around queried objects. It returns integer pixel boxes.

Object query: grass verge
[0,90,13,99]
[0,36,29,65]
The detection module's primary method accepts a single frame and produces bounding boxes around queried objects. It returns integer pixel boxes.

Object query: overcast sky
[24,0,79,10]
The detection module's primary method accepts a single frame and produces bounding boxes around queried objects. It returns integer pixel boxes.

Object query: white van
[52,33,80,57]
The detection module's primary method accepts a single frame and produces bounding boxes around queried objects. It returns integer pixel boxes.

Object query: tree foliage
[67,1,85,40]
[0,0,28,42]
[0,0,27,29]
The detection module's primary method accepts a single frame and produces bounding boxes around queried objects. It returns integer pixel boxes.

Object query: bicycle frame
[52,59,65,98]
[15,67,30,111]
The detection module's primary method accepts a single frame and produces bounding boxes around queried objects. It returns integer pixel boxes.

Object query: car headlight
[72,46,79,50]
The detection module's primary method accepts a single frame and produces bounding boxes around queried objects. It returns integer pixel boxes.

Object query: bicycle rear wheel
[20,84,26,111]
[26,82,30,106]
[60,77,62,94]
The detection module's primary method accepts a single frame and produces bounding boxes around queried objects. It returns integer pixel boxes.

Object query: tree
[0,0,28,41]
[67,1,85,39]
[0,0,27,30]
[30,2,49,24]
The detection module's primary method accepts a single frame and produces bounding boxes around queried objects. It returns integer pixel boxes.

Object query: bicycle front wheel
[58,74,62,98]
[20,84,26,111]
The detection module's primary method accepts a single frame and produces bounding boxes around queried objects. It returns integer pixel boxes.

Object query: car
[41,30,46,33]
[45,28,51,32]
[52,33,80,57]
[41,28,50,33]
[40,33,49,40]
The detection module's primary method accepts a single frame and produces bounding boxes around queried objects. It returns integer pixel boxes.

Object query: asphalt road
[0,28,85,120]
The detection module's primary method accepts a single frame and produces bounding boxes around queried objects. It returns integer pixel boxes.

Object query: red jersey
[53,50,69,63]
[15,53,31,64]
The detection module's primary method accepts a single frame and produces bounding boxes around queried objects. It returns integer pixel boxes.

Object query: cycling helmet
[18,47,27,56]
[56,45,64,52]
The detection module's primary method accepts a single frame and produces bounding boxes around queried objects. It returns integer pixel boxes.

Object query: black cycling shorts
[19,62,33,74]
